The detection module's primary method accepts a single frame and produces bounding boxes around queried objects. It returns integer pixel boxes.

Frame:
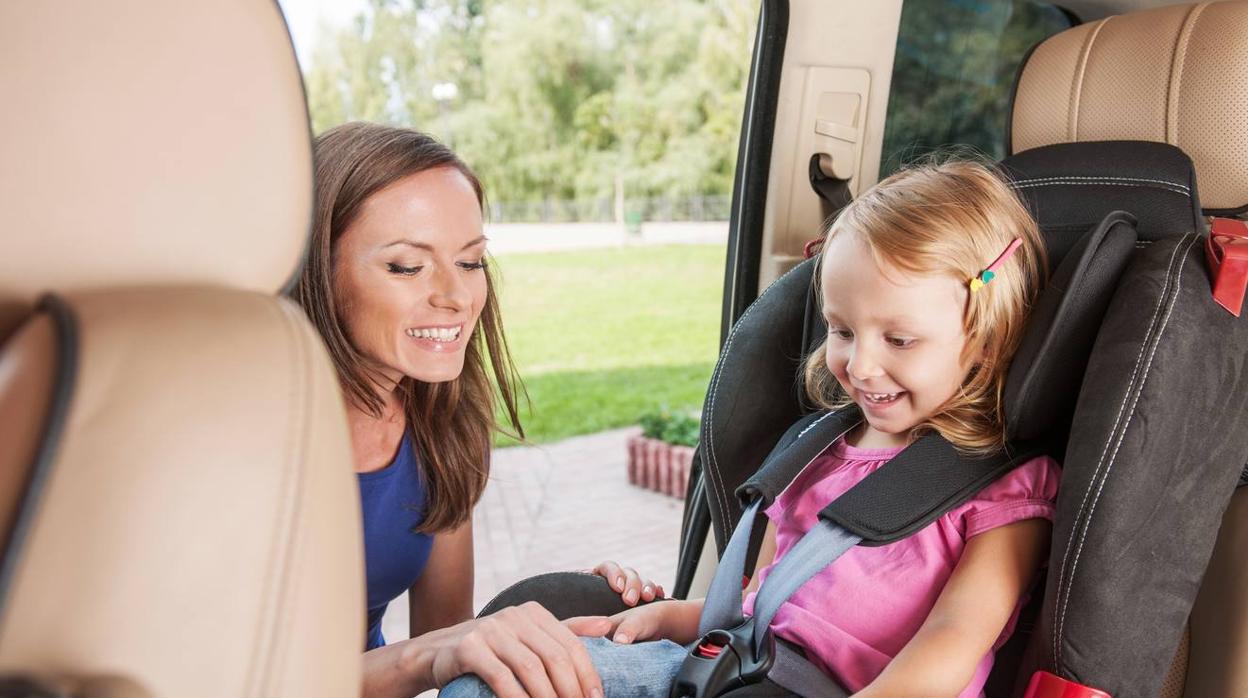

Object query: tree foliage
[304,0,757,204]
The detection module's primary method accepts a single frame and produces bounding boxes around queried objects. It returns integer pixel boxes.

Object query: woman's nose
[430,265,471,310]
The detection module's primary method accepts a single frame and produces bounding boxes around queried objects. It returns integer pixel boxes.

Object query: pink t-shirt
[741,436,1060,696]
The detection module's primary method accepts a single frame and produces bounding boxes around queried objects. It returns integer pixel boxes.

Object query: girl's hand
[589,560,665,607]
[603,598,705,647]
[603,602,673,645]
[424,601,612,698]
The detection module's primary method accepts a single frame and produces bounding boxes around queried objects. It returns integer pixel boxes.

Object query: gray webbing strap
[770,642,851,698]
[749,521,861,648]
[698,499,763,636]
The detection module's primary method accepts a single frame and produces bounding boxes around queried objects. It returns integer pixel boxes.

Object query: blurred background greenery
[302,0,756,206]
[492,244,724,445]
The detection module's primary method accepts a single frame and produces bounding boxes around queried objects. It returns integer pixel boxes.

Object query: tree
[303,0,757,211]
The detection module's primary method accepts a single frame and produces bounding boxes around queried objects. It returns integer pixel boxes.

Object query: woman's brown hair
[804,159,1048,454]
[295,121,524,533]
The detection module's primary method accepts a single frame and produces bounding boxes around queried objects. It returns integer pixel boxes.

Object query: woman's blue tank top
[358,432,434,650]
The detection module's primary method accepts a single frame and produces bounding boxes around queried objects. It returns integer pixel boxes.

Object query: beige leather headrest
[1011,1,1248,212]
[0,0,312,303]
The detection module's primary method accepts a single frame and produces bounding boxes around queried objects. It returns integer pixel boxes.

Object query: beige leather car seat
[0,2,363,696]
[1011,3,1248,696]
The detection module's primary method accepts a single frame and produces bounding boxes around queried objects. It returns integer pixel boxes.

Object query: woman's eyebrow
[382,235,488,252]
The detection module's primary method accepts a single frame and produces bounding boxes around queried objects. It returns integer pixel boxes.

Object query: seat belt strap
[770,642,851,698]
[699,499,763,636]
[748,521,862,649]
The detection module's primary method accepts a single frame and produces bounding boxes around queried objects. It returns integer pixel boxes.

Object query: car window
[879,0,1073,176]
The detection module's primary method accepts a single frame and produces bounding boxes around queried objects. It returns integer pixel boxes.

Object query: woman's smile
[405,324,465,352]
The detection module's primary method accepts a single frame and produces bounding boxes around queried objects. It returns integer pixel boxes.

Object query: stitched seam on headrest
[1167,4,1209,144]
[1011,175,1191,193]
[1070,17,1112,141]
[1051,234,1197,670]
[1013,180,1191,197]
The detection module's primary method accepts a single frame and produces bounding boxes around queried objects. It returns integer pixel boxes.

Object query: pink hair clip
[969,238,1023,293]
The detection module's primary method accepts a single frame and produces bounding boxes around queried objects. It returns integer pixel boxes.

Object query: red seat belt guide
[1023,671,1112,698]
[803,237,824,259]
[1206,217,1248,317]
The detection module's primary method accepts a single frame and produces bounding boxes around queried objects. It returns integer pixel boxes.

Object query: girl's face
[333,166,489,389]
[819,231,976,448]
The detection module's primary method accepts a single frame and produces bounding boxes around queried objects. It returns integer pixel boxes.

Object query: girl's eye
[828,327,853,340]
[887,337,916,348]
[387,263,422,276]
[457,259,489,271]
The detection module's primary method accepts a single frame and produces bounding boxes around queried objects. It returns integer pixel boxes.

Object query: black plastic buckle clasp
[668,618,776,698]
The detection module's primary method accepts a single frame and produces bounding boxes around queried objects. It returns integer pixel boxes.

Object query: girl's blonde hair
[804,159,1048,454]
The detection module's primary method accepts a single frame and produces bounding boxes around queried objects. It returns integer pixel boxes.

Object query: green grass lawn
[491,244,725,445]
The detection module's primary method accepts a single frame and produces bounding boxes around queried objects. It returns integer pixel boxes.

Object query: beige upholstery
[0,0,313,336]
[1185,488,1248,698]
[1011,1,1248,211]
[0,2,363,696]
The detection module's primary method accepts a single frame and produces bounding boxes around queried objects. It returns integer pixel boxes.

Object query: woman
[295,122,660,698]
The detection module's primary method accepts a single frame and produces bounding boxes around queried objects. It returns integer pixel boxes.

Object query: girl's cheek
[825,347,847,380]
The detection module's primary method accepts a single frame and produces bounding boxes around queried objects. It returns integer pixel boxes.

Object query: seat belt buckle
[1205,217,1248,317]
[668,619,775,698]
[1023,670,1112,698]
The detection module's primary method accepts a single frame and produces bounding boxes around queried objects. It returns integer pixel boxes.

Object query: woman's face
[333,166,489,388]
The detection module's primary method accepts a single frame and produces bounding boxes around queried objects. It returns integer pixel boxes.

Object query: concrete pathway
[382,427,685,642]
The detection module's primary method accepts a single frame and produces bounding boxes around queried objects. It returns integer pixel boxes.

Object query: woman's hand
[420,601,613,698]
[589,560,665,607]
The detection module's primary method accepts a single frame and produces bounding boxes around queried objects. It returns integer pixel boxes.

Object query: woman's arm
[361,519,613,698]
[410,518,475,637]
[854,518,1051,698]
[361,602,611,698]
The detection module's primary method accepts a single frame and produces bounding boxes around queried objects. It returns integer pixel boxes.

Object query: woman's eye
[457,259,489,271]
[387,263,422,276]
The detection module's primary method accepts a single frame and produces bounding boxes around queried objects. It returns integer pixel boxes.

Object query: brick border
[626,435,694,498]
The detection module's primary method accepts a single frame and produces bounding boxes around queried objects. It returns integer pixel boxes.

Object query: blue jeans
[439,636,688,698]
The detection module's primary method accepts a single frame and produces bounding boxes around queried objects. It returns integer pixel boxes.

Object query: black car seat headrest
[1003,209,1136,443]
[1001,140,1206,442]
[1002,141,1203,263]
[1009,0,1248,215]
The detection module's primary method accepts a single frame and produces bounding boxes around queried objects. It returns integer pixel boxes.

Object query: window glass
[880,0,1073,176]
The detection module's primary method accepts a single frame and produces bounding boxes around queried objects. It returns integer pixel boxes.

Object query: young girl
[442,160,1060,698]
